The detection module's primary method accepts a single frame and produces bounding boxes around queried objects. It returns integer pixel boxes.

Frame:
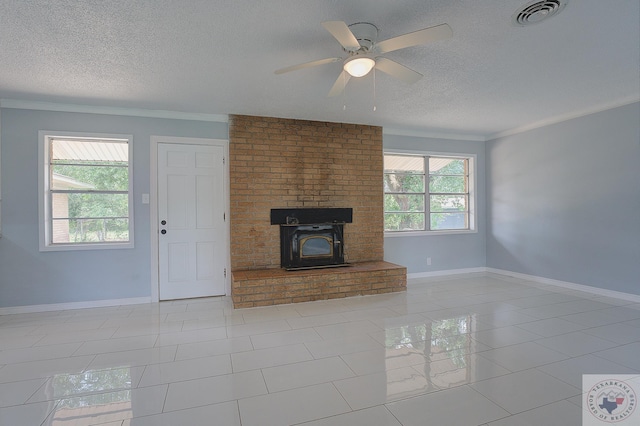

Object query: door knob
[161,229,167,235]
[161,220,167,225]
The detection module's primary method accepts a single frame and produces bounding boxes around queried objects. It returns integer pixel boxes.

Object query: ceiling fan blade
[376,23,452,54]
[374,58,423,84]
[275,57,341,75]
[327,71,351,97]
[321,21,361,51]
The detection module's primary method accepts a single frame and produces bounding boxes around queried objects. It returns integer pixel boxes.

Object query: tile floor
[1,273,639,425]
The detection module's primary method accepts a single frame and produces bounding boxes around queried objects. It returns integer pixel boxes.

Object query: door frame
[150,136,230,302]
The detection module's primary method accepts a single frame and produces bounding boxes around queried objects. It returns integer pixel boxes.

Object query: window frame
[384,150,477,237]
[38,131,134,251]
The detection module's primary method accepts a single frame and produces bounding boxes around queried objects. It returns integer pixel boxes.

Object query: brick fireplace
[229,115,406,308]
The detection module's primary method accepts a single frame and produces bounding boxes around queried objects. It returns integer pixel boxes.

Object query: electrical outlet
[427,257,432,266]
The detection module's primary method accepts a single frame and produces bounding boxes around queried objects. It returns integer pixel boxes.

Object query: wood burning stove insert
[271,208,353,270]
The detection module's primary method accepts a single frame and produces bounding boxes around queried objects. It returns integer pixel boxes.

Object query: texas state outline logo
[583,375,639,425]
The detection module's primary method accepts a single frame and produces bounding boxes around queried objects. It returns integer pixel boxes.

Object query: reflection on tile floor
[1,273,639,425]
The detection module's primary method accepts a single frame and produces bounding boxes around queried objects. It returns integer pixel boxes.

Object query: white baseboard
[486,268,640,303]
[407,267,487,280]
[0,296,152,315]
[408,267,640,303]
[2,269,638,314]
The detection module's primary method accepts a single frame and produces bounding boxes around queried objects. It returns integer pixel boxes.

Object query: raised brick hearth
[232,261,406,308]
[229,115,406,308]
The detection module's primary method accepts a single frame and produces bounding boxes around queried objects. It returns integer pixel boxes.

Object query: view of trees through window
[429,157,468,230]
[384,154,470,232]
[49,138,130,244]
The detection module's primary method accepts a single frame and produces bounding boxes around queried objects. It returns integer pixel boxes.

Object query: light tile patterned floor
[1,273,639,425]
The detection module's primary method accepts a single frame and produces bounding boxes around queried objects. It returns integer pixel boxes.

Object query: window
[384,152,475,234]
[39,132,134,251]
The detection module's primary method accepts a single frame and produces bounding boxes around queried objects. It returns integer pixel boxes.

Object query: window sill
[39,241,134,252]
[384,229,477,237]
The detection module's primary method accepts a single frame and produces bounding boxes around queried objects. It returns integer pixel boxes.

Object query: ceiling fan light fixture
[343,56,375,77]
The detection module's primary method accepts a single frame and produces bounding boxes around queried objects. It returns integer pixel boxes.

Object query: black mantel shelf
[270,208,353,225]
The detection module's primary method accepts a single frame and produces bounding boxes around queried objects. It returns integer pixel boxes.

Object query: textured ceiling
[0,0,638,138]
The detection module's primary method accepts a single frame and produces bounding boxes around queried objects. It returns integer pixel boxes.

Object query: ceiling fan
[275,21,452,97]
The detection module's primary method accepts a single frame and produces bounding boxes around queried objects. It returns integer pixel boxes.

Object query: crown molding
[383,126,486,142]
[0,99,229,122]
[3,97,637,139]
[487,96,640,140]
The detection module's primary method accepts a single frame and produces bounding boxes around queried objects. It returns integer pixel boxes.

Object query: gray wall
[486,102,640,295]
[0,108,228,308]
[2,103,637,308]
[383,134,487,274]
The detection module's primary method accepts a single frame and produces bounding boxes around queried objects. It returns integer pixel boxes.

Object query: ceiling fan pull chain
[373,68,377,112]
[343,71,347,110]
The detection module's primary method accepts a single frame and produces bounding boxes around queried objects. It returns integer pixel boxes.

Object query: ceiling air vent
[512,1,568,26]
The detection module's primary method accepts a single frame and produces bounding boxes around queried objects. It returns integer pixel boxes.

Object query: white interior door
[157,142,226,300]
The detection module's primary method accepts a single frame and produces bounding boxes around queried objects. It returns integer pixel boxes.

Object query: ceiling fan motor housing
[346,22,379,52]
